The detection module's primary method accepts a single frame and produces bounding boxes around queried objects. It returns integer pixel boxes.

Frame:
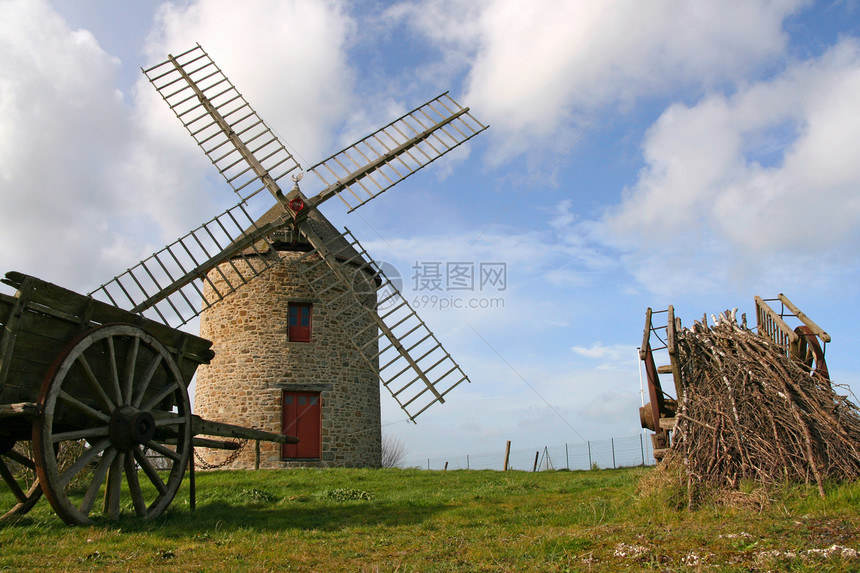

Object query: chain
[192,439,249,470]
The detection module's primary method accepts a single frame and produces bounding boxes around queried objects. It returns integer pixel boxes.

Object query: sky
[2,0,860,465]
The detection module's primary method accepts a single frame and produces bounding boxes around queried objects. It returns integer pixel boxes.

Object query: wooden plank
[3,272,91,320]
[653,448,669,459]
[640,307,652,360]
[1,361,54,398]
[755,296,798,349]
[0,349,65,405]
[0,302,83,404]
[0,292,14,326]
[778,293,831,343]
[16,308,83,344]
[191,415,299,444]
[666,305,685,400]
[0,277,35,392]
[0,402,37,417]
[4,272,214,365]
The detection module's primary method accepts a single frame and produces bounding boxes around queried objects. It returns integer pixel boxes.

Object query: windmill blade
[307,93,488,212]
[89,200,288,327]
[143,44,300,204]
[290,222,469,420]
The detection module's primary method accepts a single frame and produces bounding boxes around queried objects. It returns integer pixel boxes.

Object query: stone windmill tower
[194,209,382,468]
[140,45,487,468]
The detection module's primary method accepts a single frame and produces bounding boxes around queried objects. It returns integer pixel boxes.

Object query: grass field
[1,466,859,571]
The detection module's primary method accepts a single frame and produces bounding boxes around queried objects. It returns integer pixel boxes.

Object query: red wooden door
[281,391,321,459]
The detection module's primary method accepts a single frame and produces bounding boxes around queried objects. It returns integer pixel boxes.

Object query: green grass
[2,467,859,571]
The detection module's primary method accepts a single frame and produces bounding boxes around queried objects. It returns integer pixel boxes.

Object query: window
[281,391,321,459]
[288,302,312,342]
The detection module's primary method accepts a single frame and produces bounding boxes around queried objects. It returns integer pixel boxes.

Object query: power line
[467,322,588,444]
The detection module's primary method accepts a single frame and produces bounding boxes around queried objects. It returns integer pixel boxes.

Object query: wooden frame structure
[639,294,831,460]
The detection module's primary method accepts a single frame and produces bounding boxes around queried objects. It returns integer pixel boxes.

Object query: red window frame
[288,302,312,342]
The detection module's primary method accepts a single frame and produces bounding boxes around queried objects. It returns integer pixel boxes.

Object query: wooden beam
[191,415,298,444]
[778,293,831,343]
[0,402,37,418]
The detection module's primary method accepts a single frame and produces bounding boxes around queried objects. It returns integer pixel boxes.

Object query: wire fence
[404,434,656,471]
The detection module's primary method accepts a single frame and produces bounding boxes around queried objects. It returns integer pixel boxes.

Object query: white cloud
[571,342,634,364]
[395,0,807,160]
[0,0,132,290]
[605,38,860,292]
[382,0,484,89]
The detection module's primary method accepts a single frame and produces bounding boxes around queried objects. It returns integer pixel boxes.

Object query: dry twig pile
[670,313,860,496]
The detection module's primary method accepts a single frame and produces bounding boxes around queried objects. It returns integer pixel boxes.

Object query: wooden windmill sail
[90,44,487,421]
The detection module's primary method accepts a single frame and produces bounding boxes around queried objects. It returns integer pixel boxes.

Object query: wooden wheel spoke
[125,451,147,516]
[0,458,28,503]
[122,335,140,405]
[131,353,164,409]
[139,381,179,414]
[4,449,36,470]
[58,390,111,424]
[104,336,123,406]
[58,438,110,488]
[80,447,117,515]
[133,448,167,495]
[143,439,181,462]
[76,354,116,413]
[104,452,124,520]
[51,426,110,443]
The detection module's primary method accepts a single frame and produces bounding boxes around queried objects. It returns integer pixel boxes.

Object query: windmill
[89,45,487,465]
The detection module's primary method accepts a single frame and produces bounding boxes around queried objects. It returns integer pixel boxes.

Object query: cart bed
[0,271,213,425]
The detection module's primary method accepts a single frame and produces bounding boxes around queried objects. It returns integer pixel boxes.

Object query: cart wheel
[33,324,192,525]
[0,439,42,520]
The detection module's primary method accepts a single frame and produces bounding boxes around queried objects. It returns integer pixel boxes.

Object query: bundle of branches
[670,312,860,497]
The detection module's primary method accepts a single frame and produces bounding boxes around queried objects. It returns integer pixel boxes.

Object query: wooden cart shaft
[191,415,298,445]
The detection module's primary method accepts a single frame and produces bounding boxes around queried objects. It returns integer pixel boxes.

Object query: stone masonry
[193,248,382,469]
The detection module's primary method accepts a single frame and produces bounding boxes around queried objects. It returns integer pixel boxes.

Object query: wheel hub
[109,406,156,450]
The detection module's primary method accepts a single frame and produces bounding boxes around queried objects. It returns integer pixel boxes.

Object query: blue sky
[2,0,859,463]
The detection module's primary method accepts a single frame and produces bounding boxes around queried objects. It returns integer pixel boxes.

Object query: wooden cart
[638,295,831,461]
[0,271,295,525]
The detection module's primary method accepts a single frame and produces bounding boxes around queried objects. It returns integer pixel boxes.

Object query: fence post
[467,454,470,470]
[503,440,512,471]
[640,433,645,466]
[611,438,616,469]
[565,443,569,470]
[189,448,196,511]
[533,451,539,472]
[587,441,592,469]
[427,458,430,470]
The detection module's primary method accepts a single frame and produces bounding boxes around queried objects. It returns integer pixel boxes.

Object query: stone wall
[193,250,382,469]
